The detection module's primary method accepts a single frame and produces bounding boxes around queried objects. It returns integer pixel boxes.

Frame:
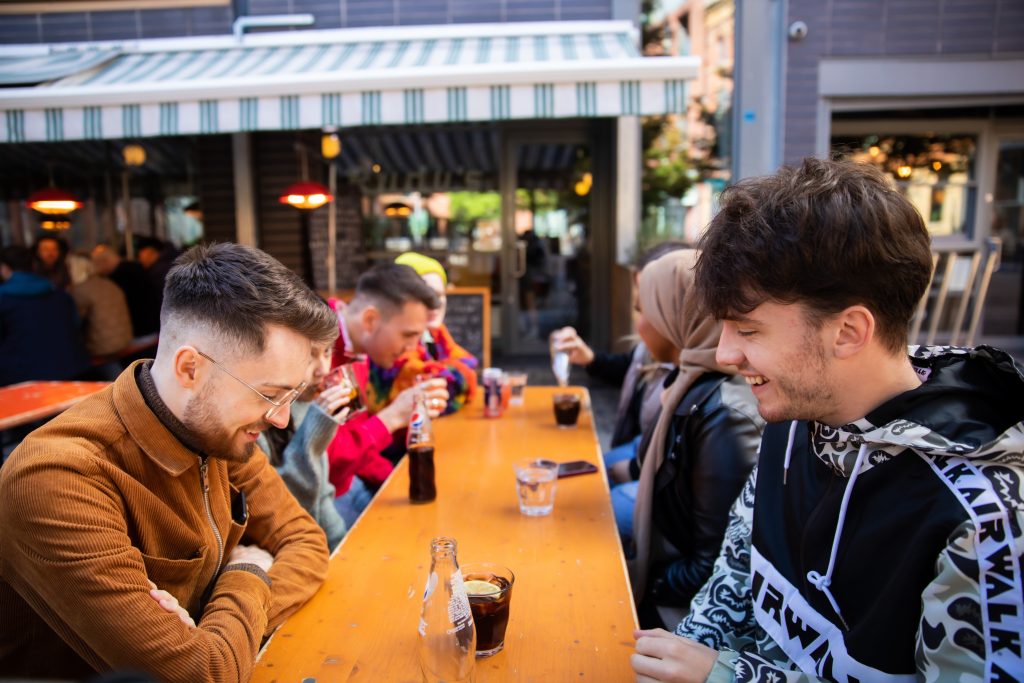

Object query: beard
[181,383,269,463]
[757,334,835,424]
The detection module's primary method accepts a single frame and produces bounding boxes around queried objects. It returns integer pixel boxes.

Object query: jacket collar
[113,360,202,476]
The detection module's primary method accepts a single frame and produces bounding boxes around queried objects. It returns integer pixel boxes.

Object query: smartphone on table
[557,460,599,478]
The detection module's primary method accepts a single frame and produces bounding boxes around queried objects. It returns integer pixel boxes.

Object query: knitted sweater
[257,401,347,550]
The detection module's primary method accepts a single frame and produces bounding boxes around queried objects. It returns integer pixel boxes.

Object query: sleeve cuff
[223,563,272,588]
[304,403,344,449]
[706,650,740,683]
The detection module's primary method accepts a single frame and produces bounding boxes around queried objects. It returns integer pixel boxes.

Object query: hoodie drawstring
[806,442,869,632]
[782,420,798,485]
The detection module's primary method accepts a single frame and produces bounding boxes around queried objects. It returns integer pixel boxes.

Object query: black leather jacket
[646,372,763,607]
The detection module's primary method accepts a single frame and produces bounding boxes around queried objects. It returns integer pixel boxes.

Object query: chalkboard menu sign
[443,287,490,368]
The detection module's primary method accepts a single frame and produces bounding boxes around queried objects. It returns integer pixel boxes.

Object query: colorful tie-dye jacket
[365,323,478,416]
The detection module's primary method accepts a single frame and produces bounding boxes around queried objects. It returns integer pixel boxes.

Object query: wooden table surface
[252,386,638,682]
[0,380,111,430]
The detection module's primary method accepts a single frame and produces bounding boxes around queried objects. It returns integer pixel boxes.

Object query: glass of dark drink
[408,444,436,502]
[325,363,364,415]
[552,392,581,428]
[461,563,515,657]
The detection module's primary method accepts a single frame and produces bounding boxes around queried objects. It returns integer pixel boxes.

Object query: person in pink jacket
[326,263,449,525]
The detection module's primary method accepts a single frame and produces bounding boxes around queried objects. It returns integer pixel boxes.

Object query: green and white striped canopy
[0,21,697,144]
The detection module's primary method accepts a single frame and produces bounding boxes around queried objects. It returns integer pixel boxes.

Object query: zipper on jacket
[199,456,225,575]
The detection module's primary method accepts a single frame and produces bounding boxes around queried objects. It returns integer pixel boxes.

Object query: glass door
[500,132,593,355]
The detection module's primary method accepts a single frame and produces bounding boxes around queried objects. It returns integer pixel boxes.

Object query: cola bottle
[407,391,436,503]
[418,536,476,683]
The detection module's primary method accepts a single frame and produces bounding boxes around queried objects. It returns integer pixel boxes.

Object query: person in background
[631,159,1024,682]
[326,263,449,526]
[0,243,335,681]
[92,244,161,337]
[32,234,71,290]
[551,241,687,473]
[67,252,133,361]
[137,237,181,303]
[0,245,90,385]
[366,252,478,416]
[257,342,351,551]
[624,249,762,628]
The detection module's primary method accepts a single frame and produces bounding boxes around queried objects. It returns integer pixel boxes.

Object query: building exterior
[733,0,1024,343]
[0,0,700,357]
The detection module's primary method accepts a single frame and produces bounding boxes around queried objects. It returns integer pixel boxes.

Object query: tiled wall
[0,0,614,44]
[783,0,1024,163]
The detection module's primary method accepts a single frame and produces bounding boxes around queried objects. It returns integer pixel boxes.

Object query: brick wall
[0,0,614,44]
[783,0,1024,163]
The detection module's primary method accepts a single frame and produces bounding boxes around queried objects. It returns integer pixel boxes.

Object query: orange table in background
[0,381,111,431]
[251,386,638,682]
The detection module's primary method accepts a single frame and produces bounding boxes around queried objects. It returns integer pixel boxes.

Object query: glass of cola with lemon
[461,563,515,657]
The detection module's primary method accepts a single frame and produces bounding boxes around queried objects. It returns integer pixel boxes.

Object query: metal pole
[327,161,337,295]
[121,170,134,259]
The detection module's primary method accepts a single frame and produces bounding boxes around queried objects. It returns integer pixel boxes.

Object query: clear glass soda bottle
[419,536,476,683]
[407,391,436,502]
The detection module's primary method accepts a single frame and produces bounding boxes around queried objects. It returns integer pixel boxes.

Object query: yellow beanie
[395,252,447,286]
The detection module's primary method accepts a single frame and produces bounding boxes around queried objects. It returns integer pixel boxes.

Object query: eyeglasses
[195,349,307,421]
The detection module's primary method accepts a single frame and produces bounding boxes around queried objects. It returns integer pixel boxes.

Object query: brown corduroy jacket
[0,361,330,681]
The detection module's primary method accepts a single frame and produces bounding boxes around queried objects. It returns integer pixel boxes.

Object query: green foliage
[448,191,501,234]
[641,116,692,209]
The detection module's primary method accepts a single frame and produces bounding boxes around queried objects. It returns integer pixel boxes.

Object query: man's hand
[551,327,595,366]
[314,383,352,421]
[377,379,449,432]
[147,580,195,628]
[225,544,274,573]
[418,378,450,419]
[631,629,717,683]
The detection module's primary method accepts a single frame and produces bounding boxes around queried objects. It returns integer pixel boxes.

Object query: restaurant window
[832,132,978,240]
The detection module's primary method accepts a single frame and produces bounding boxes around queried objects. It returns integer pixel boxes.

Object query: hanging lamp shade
[383,201,412,217]
[279,181,332,210]
[27,187,83,215]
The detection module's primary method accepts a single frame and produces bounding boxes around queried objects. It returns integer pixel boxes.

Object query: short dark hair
[353,263,440,315]
[136,236,165,252]
[694,158,933,354]
[636,240,688,271]
[1,245,33,272]
[163,242,338,353]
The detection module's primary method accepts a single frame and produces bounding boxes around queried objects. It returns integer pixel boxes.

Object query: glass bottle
[407,391,436,502]
[419,536,476,683]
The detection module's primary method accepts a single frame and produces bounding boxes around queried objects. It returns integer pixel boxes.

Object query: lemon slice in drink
[464,579,500,596]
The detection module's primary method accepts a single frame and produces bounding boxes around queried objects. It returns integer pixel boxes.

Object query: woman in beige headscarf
[623,249,764,616]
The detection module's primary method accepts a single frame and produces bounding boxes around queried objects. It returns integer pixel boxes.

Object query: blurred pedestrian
[67,253,133,359]
[0,245,89,385]
[91,244,161,337]
[137,236,180,299]
[32,234,70,290]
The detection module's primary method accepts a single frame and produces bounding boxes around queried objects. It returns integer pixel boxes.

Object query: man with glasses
[0,243,338,682]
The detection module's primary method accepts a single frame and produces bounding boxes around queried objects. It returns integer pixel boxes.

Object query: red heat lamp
[27,187,83,230]
[279,181,332,210]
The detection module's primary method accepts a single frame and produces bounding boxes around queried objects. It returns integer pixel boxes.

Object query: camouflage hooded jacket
[677,345,1024,682]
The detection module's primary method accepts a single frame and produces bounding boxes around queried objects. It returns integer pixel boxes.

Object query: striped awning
[0,48,120,86]
[0,21,698,144]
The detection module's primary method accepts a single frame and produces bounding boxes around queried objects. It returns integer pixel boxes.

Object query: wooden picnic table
[251,386,638,682]
[0,380,111,431]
